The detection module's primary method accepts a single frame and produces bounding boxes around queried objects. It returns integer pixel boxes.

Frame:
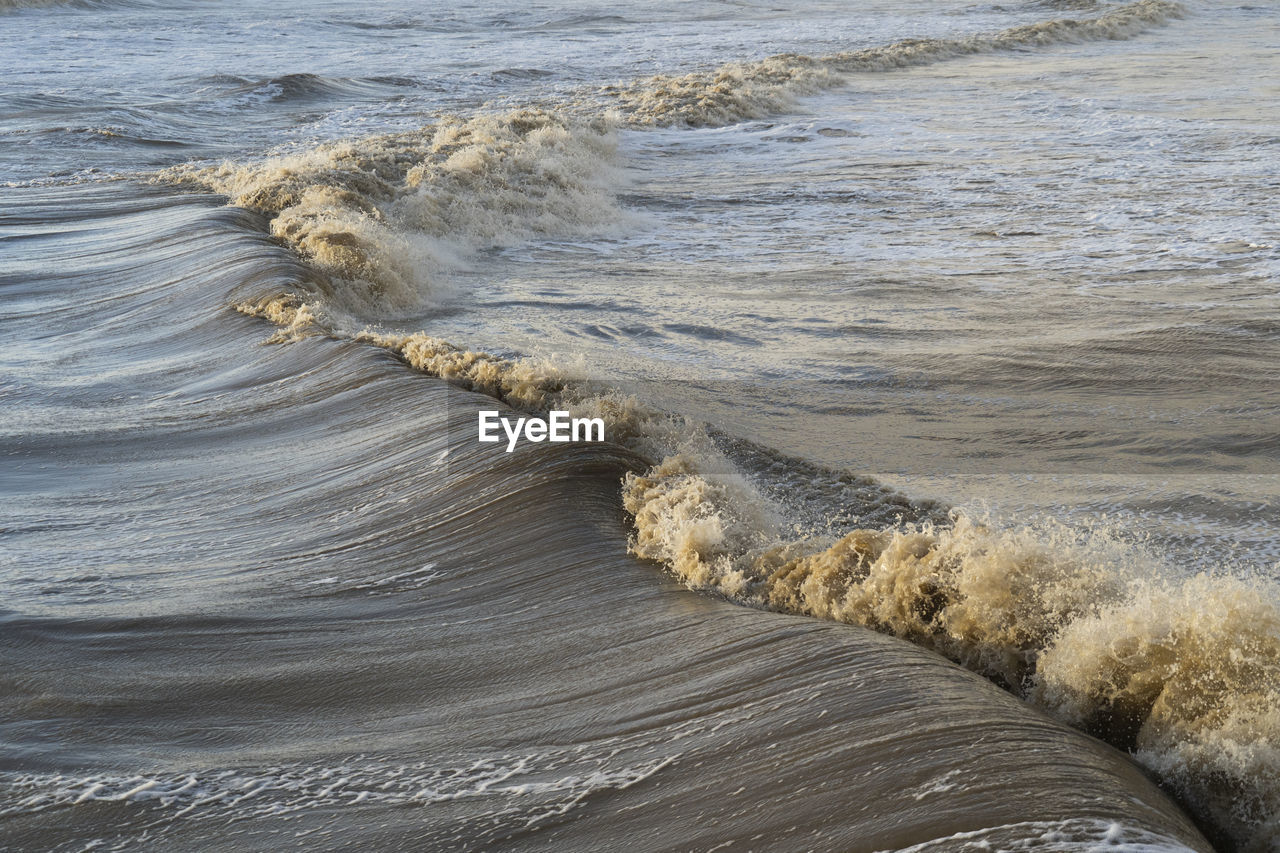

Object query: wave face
[0,185,1212,852]
[4,0,1279,850]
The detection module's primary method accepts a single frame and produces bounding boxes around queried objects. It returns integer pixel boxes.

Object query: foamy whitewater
[2,0,1277,851]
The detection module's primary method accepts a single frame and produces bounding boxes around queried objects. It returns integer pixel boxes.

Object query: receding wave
[606,0,1184,127]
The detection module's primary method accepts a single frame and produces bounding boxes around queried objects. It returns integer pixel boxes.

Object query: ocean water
[1,0,1277,850]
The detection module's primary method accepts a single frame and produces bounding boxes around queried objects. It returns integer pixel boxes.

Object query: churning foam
[162,110,623,318]
[607,0,1185,127]
[620,452,1280,851]
[1037,575,1280,849]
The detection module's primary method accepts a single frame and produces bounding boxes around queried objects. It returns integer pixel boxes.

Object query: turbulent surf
[2,0,1276,851]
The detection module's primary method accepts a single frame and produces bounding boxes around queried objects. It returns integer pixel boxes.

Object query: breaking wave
[237,289,1280,850]
[620,452,1280,851]
[606,0,1185,127]
[161,110,624,316]
[156,1,1186,323]
[151,1,1277,847]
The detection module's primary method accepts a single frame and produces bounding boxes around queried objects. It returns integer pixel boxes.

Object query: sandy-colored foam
[609,0,1184,127]
[164,110,623,317]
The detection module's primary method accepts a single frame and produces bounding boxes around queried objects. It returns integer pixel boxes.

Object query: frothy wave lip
[158,109,626,318]
[606,0,1185,127]
[620,455,1280,852]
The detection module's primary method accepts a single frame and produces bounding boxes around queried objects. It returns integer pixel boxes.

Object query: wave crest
[1037,576,1280,850]
[609,0,1184,127]
[163,110,623,316]
[620,456,1280,850]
